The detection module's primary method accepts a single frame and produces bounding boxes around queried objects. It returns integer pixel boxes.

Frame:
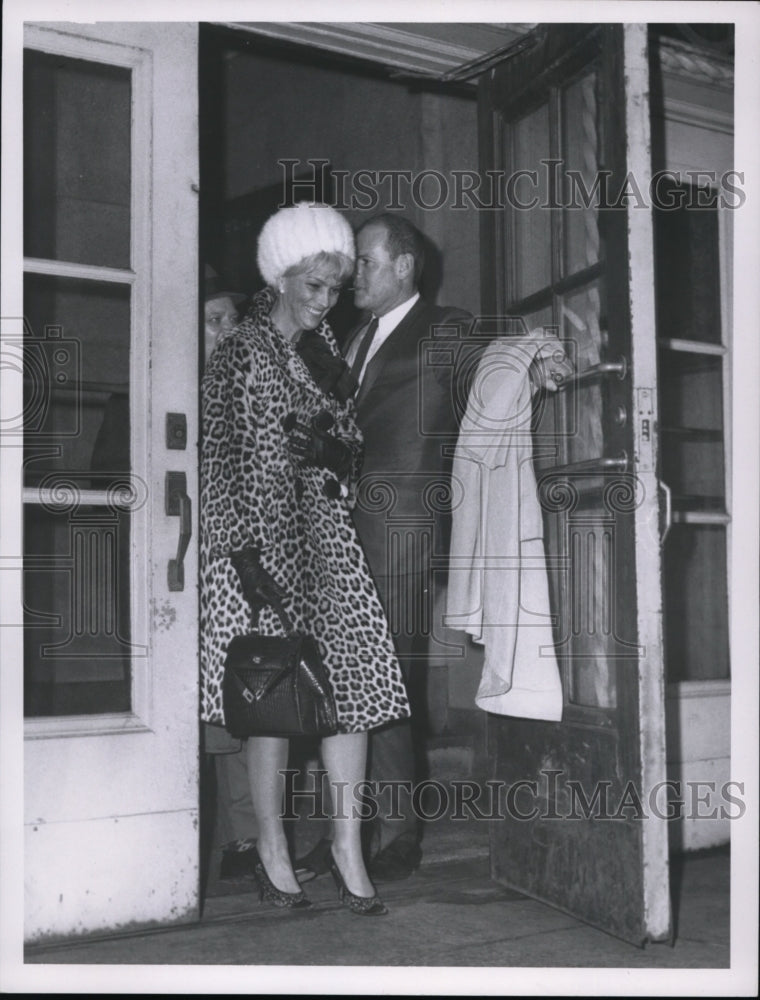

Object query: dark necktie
[349,316,379,383]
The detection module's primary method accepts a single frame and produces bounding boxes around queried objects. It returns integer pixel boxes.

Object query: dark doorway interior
[197,22,488,891]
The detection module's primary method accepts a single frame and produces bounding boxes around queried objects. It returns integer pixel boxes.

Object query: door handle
[545,452,629,476]
[555,357,627,389]
[658,479,672,543]
[166,472,192,591]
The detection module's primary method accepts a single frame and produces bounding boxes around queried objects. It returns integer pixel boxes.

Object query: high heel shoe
[327,850,388,916]
[251,848,311,909]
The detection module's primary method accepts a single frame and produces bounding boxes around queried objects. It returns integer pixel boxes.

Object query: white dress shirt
[347,292,420,383]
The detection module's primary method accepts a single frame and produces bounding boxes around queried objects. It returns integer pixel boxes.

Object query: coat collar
[243,287,341,397]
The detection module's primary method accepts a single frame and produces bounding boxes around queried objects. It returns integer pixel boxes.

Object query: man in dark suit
[345,213,473,881]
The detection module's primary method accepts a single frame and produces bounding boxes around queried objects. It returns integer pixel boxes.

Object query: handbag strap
[253,592,296,637]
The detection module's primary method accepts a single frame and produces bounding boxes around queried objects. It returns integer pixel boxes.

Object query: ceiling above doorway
[222,21,535,79]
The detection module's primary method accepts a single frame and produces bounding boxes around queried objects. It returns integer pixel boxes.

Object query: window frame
[650,39,734,689]
[23,24,154,738]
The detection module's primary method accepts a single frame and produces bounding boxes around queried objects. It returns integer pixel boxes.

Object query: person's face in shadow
[354,222,412,318]
[204,295,240,364]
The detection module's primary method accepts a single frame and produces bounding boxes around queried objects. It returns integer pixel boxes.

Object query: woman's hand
[282,410,353,479]
[229,548,288,619]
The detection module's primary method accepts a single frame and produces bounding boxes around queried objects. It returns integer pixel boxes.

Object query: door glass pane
[562,70,600,276]
[23,275,133,716]
[510,102,552,300]
[654,183,721,344]
[23,274,131,487]
[24,504,132,717]
[524,305,561,470]
[23,48,134,718]
[553,279,627,712]
[658,349,725,511]
[522,305,554,335]
[562,282,604,465]
[663,524,730,681]
[24,50,131,268]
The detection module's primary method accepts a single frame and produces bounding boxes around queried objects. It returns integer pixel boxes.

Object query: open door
[10,21,200,942]
[479,23,671,944]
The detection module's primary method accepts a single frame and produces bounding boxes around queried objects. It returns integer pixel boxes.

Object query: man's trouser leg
[215,745,258,845]
[367,571,428,859]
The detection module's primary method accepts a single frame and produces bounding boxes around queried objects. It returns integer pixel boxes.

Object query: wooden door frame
[477,22,671,943]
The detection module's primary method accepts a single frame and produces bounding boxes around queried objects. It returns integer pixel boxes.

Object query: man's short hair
[358,213,425,285]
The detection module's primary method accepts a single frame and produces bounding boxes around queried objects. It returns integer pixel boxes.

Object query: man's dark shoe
[220,844,316,884]
[367,840,422,883]
[220,846,257,881]
[293,837,333,882]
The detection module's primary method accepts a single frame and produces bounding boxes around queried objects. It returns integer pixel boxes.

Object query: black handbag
[222,603,338,740]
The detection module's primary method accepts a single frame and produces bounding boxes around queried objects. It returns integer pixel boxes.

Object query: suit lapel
[356,298,427,407]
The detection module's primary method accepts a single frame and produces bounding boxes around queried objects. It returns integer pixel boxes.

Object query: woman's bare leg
[321,731,375,897]
[245,735,300,893]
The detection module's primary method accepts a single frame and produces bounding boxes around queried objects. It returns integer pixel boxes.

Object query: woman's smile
[273,259,344,340]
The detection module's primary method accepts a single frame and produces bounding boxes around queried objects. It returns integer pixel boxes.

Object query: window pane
[24,49,131,268]
[23,274,130,487]
[23,274,133,718]
[562,282,604,466]
[658,349,725,511]
[663,524,730,681]
[510,102,552,300]
[562,71,600,276]
[654,183,721,344]
[524,305,560,465]
[24,504,132,716]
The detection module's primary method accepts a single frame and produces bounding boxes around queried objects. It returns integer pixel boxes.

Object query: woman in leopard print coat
[200,204,408,912]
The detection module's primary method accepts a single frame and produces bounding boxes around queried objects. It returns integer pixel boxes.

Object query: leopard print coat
[200,288,410,733]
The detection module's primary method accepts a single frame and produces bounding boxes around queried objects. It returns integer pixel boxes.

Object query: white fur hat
[256,202,355,286]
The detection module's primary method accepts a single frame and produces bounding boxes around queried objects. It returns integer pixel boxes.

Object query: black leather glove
[296,330,358,404]
[229,547,288,619]
[282,410,353,480]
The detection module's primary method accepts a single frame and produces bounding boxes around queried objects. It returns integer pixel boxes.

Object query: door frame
[622,24,670,935]
[4,19,201,945]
